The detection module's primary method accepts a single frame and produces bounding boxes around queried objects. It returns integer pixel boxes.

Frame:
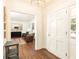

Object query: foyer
[4,0,76,59]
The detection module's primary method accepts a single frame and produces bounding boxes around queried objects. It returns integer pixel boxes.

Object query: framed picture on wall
[11,23,23,31]
[32,23,34,30]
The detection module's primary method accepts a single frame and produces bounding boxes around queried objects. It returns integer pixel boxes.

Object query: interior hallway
[4,0,76,59]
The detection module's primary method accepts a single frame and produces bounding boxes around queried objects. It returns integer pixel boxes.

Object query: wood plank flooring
[13,38,60,59]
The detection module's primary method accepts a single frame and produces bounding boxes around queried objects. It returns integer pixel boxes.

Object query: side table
[5,41,19,59]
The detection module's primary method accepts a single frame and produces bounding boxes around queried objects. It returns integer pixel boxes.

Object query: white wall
[11,20,33,33]
[47,0,75,12]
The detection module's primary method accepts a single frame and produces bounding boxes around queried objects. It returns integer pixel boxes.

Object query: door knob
[48,34,51,36]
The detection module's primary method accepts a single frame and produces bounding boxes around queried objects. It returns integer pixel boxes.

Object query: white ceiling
[31,0,55,6]
[12,0,55,6]
[10,11,34,22]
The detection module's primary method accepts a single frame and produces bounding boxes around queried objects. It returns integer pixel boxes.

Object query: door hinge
[66,32,67,35]
[65,53,67,56]
[66,10,67,14]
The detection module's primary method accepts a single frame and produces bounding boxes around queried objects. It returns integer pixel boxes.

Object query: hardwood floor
[12,38,60,59]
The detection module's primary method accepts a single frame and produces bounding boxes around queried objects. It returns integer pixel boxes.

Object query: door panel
[56,40,66,58]
[56,9,68,59]
[47,12,57,54]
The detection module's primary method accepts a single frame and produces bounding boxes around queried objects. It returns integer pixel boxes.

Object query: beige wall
[35,4,47,49]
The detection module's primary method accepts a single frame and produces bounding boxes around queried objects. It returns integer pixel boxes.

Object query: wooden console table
[5,41,19,59]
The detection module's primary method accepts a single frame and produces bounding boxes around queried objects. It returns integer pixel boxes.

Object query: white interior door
[47,13,57,54]
[56,9,68,59]
[47,8,68,59]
